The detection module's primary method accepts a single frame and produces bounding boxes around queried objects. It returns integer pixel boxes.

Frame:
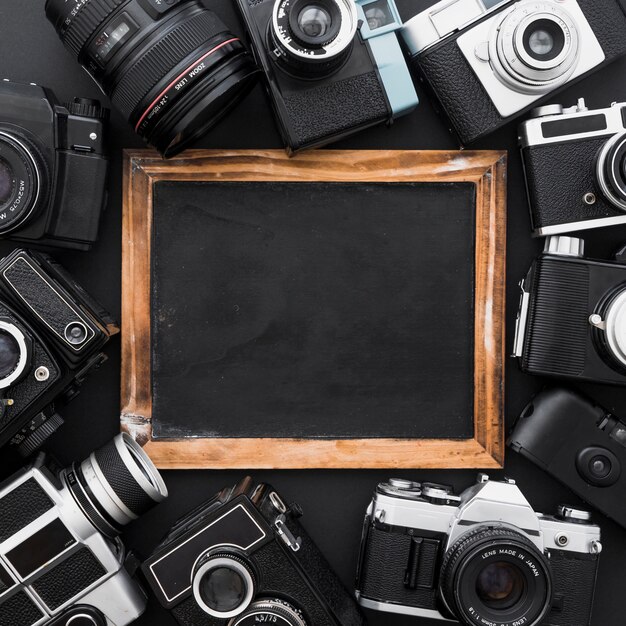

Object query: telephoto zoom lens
[45,0,258,157]
[65,433,168,538]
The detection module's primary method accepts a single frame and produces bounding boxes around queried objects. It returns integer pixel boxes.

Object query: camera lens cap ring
[229,599,307,626]
[576,446,621,487]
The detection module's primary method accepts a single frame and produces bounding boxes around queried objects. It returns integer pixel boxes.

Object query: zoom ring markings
[110,10,228,121]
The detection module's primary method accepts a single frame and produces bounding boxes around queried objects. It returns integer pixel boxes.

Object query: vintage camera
[0,248,118,454]
[0,433,168,626]
[0,80,108,250]
[510,388,626,530]
[142,476,366,626]
[234,0,418,154]
[356,475,602,626]
[514,236,626,385]
[401,0,626,146]
[520,98,626,236]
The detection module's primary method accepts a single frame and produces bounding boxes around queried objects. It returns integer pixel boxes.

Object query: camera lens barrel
[66,433,168,537]
[45,0,258,157]
[440,526,552,626]
[230,599,308,626]
[596,133,626,211]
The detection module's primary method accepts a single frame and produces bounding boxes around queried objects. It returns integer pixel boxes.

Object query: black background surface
[0,1,625,625]
[151,181,475,439]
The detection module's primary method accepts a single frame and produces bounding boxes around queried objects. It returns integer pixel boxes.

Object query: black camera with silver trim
[0,433,168,626]
[514,236,626,385]
[0,80,108,250]
[234,0,418,154]
[511,388,626,530]
[520,98,626,235]
[401,0,626,145]
[142,476,366,626]
[0,248,118,454]
[356,475,602,626]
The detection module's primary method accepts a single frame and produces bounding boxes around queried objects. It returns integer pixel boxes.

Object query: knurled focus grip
[94,438,157,516]
[110,9,231,121]
[51,0,127,58]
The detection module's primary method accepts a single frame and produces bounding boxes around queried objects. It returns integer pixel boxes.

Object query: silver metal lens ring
[193,555,256,618]
[0,320,29,389]
[596,134,626,211]
[602,290,626,368]
[79,433,168,527]
[229,599,308,626]
[490,1,579,93]
[272,0,357,63]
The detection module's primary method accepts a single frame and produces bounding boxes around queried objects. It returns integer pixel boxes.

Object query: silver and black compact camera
[0,433,168,626]
[520,98,626,235]
[401,0,626,145]
[514,236,626,385]
[0,80,108,250]
[356,475,602,626]
[142,476,366,626]
[235,0,418,154]
[0,248,118,455]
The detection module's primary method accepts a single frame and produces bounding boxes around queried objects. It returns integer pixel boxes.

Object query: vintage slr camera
[0,433,168,626]
[0,248,118,454]
[356,475,602,626]
[520,98,626,236]
[510,388,626,530]
[514,236,626,385]
[0,81,108,250]
[235,0,418,154]
[401,0,626,146]
[46,0,258,157]
[142,476,366,626]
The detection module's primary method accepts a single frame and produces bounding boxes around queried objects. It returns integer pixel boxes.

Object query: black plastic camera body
[0,81,108,250]
[510,388,626,529]
[0,248,118,454]
[142,476,366,626]
[401,0,626,145]
[235,0,418,154]
[520,99,626,236]
[514,236,626,385]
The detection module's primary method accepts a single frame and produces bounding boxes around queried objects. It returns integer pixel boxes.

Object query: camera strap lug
[275,514,302,552]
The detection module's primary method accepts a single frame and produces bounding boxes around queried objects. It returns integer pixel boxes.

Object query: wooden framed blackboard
[121,150,506,469]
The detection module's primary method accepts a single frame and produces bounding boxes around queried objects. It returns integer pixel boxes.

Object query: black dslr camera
[510,388,626,529]
[520,98,626,236]
[514,236,626,385]
[142,476,366,626]
[234,0,418,154]
[401,0,626,145]
[0,249,118,454]
[0,433,167,626]
[0,81,108,250]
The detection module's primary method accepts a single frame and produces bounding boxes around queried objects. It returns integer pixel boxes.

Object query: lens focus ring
[111,10,229,122]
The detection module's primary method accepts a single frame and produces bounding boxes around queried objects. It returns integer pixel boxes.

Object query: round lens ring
[596,133,626,211]
[0,321,29,390]
[0,330,21,380]
[298,5,332,39]
[229,599,308,626]
[64,321,89,346]
[523,19,565,62]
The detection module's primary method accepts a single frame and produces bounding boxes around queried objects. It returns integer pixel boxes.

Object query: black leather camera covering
[0,591,44,626]
[523,136,621,230]
[414,0,626,145]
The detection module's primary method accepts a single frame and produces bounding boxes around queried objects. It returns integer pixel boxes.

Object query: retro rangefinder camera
[401,0,626,145]
[510,388,626,530]
[235,0,418,154]
[0,80,108,250]
[520,98,626,236]
[0,249,118,455]
[0,433,168,626]
[356,475,602,626]
[142,476,366,626]
[514,236,626,385]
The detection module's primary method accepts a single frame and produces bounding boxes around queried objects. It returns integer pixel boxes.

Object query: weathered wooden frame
[121,149,507,469]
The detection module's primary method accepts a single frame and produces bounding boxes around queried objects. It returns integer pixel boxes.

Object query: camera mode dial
[65,98,109,120]
[544,236,584,257]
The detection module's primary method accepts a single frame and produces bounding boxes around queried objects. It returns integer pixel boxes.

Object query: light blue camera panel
[355,0,419,118]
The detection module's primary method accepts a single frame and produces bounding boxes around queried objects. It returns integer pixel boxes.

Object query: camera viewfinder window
[364,1,394,30]
[482,0,508,9]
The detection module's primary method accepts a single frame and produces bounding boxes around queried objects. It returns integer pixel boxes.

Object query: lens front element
[298,6,332,39]
[440,526,552,626]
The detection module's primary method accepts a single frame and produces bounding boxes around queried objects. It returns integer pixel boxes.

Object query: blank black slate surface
[151,181,476,439]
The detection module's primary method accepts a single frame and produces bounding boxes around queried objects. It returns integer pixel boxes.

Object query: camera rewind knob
[66,98,110,120]
[530,104,563,118]
[544,236,585,258]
